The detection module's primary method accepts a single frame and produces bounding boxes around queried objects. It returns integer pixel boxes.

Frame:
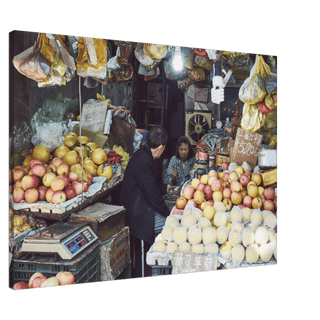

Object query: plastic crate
[151,264,172,276]
[12,242,100,285]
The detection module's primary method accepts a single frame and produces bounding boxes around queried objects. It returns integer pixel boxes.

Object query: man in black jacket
[120,126,174,244]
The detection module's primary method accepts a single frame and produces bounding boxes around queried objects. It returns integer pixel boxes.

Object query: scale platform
[20,221,98,260]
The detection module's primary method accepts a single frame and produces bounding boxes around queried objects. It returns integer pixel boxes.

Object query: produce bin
[11,241,100,285]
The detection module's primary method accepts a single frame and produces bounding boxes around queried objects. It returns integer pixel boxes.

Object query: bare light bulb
[173,47,183,71]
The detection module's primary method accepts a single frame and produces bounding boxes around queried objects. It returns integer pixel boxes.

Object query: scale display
[21,222,98,260]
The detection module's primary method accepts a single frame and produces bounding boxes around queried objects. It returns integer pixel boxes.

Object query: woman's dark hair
[146,126,168,149]
[175,136,194,160]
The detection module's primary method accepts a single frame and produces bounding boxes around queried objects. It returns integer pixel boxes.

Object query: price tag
[230,128,263,168]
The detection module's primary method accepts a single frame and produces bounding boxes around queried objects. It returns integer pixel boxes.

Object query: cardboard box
[73,125,107,148]
[68,203,126,242]
[261,168,277,187]
[216,155,230,166]
[100,226,131,281]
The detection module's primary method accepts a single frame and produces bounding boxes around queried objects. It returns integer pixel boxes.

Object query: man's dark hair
[175,136,194,160]
[146,126,168,149]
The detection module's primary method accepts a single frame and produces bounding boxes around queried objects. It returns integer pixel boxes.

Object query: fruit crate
[151,264,172,276]
[11,241,100,285]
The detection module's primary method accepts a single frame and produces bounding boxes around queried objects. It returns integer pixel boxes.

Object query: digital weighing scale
[20,221,98,260]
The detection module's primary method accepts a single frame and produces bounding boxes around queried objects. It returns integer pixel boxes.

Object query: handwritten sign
[80,101,109,134]
[230,128,263,168]
[172,251,218,274]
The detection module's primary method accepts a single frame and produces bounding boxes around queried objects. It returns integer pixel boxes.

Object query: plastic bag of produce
[143,43,167,60]
[31,121,67,151]
[12,33,49,82]
[241,103,266,132]
[76,37,108,79]
[238,55,271,104]
[265,73,277,95]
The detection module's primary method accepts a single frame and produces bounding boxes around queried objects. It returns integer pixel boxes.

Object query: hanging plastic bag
[241,103,266,132]
[265,73,277,95]
[264,93,277,110]
[76,37,108,79]
[46,34,76,82]
[238,55,271,104]
[12,33,49,82]
[143,43,167,60]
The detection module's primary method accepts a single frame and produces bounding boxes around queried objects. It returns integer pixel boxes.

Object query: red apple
[196,182,205,192]
[65,185,76,200]
[243,195,253,208]
[263,188,276,201]
[208,169,218,177]
[46,188,55,202]
[59,174,70,187]
[274,197,277,211]
[52,157,64,168]
[79,180,89,192]
[52,190,67,204]
[176,196,187,209]
[38,186,48,201]
[25,188,39,203]
[222,187,232,199]
[182,185,195,200]
[55,271,75,285]
[211,179,222,192]
[230,180,242,192]
[14,179,23,188]
[207,199,214,206]
[203,184,213,200]
[71,181,85,195]
[51,176,65,191]
[13,187,25,203]
[13,282,29,290]
[31,164,47,178]
[56,163,70,176]
[21,175,39,191]
[263,199,275,211]
[9,184,13,194]
[208,175,218,186]
[222,172,230,182]
[238,204,245,209]
[221,162,229,171]
[69,171,79,182]
[28,272,44,287]
[29,158,43,169]
[13,168,26,182]
[31,276,47,288]
[48,164,57,173]
[240,173,250,187]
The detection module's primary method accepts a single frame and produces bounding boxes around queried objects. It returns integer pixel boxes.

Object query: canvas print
[9,30,277,289]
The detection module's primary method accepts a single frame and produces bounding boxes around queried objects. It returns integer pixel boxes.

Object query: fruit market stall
[147,164,277,275]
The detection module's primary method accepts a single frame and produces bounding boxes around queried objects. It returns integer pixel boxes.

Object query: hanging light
[173,46,183,71]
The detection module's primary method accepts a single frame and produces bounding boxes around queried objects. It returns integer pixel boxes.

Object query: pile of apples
[13,271,75,290]
[10,156,94,205]
[176,162,277,213]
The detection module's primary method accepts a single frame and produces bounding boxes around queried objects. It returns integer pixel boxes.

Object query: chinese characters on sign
[230,128,263,168]
[172,251,217,274]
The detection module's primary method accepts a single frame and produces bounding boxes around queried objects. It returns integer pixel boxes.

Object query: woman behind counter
[164,136,195,187]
